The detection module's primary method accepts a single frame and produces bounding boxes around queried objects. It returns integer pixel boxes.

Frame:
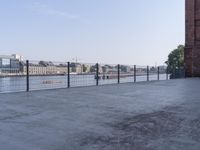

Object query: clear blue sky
[0,0,184,65]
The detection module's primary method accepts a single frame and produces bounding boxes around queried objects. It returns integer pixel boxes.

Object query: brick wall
[185,0,200,77]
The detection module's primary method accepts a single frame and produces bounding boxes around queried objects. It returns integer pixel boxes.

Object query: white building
[0,54,23,74]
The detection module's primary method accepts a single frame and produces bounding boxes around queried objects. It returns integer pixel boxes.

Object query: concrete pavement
[0,79,200,150]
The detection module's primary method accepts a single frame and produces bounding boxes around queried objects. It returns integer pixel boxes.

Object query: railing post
[173,66,176,79]
[67,62,70,88]
[166,67,169,80]
[184,67,186,78]
[96,63,99,86]
[178,66,181,78]
[157,66,160,80]
[118,64,120,84]
[9,59,12,74]
[26,60,29,92]
[147,66,149,81]
[134,65,136,83]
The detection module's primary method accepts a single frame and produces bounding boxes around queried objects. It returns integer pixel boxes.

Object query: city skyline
[0,0,184,65]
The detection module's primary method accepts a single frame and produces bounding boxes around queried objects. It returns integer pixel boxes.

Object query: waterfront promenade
[0,79,200,150]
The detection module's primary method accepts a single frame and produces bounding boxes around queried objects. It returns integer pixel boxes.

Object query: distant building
[0,54,23,74]
[82,64,91,73]
[120,65,131,73]
[158,66,167,73]
[55,64,68,74]
[102,65,115,73]
[22,63,47,75]
[12,54,23,61]
[70,63,82,74]
[22,61,68,75]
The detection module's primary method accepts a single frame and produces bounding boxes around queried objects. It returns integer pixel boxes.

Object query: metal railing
[0,60,170,93]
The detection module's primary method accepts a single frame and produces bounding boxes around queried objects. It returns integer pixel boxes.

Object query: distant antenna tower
[72,57,82,63]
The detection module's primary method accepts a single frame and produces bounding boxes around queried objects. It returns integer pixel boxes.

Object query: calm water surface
[0,74,168,93]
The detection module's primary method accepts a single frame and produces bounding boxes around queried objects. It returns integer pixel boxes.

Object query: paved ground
[0,79,200,150]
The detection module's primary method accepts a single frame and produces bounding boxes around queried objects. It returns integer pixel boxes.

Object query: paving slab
[0,79,200,150]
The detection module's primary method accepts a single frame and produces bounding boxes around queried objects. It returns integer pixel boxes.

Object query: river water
[0,74,168,93]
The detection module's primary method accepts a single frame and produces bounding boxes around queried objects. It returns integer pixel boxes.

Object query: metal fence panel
[0,59,170,93]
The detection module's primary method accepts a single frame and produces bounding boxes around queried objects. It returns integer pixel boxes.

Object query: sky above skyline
[0,0,185,65]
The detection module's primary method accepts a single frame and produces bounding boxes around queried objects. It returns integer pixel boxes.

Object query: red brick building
[185,0,200,77]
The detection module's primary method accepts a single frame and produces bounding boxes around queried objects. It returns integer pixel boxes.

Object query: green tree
[82,64,87,72]
[90,65,96,73]
[165,45,184,77]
